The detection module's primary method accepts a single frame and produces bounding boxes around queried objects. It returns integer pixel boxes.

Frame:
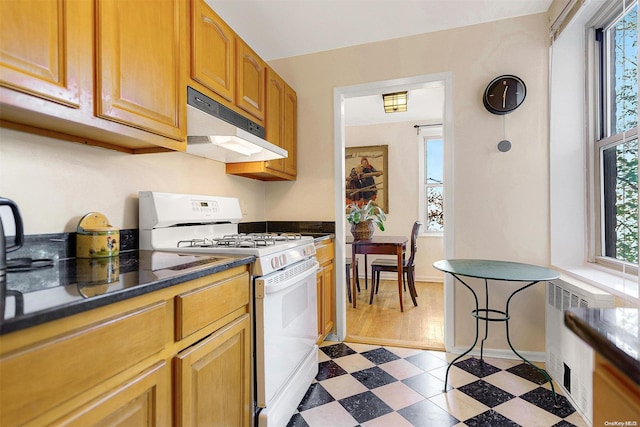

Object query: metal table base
[433,259,560,407]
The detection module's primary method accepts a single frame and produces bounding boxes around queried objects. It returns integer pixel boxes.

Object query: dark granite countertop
[564,308,640,385]
[239,221,335,237]
[1,225,333,336]
[2,250,253,335]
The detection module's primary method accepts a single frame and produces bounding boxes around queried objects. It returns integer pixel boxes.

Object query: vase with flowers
[346,200,386,240]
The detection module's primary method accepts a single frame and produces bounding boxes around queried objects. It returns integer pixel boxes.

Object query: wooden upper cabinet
[225,68,297,181]
[236,38,266,123]
[265,67,297,177]
[283,84,298,176]
[0,0,90,109]
[96,0,186,141]
[266,68,285,173]
[190,0,235,102]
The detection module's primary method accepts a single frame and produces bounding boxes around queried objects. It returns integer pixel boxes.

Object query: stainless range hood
[186,87,287,163]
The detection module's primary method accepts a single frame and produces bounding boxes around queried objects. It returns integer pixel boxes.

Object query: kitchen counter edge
[564,307,640,386]
[0,255,255,336]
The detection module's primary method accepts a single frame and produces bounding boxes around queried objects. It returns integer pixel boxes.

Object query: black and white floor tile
[287,342,588,427]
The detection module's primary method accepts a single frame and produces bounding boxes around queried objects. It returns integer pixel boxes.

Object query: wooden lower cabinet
[0,266,251,427]
[53,361,171,426]
[315,239,335,343]
[317,261,335,342]
[592,353,640,425]
[175,314,252,427]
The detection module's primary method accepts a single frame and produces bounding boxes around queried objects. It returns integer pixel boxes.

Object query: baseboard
[345,335,445,351]
[354,272,443,283]
[450,346,546,363]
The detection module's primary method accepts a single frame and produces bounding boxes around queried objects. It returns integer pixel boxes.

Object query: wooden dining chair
[345,257,361,303]
[370,221,421,302]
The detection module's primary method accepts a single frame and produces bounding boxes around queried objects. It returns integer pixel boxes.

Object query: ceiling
[206,0,552,125]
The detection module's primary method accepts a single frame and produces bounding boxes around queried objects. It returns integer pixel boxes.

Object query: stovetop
[155,235,316,277]
[176,232,304,250]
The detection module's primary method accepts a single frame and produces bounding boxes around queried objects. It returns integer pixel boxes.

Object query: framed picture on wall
[345,145,388,213]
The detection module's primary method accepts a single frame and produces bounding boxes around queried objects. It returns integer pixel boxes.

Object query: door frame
[332,72,455,351]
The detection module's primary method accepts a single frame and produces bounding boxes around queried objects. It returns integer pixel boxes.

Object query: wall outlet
[119,229,138,251]
[241,199,248,216]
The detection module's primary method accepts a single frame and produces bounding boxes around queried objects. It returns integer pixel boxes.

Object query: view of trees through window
[598,2,638,265]
[425,138,444,232]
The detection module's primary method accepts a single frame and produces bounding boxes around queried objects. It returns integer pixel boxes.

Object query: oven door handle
[258,261,319,296]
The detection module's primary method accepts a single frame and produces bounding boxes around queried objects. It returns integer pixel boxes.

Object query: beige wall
[0,127,267,234]
[268,13,550,352]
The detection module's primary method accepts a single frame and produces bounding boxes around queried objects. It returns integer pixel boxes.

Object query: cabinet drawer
[315,240,334,265]
[0,301,168,426]
[175,272,249,340]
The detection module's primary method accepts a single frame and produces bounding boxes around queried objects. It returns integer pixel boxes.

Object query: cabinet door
[265,68,285,173]
[593,354,640,425]
[0,301,168,426]
[283,84,298,176]
[316,261,336,343]
[0,0,89,109]
[190,0,235,102]
[236,38,265,123]
[96,0,186,141]
[53,362,170,426]
[175,314,252,427]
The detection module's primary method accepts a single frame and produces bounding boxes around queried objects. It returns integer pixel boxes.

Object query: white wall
[0,127,267,234]
[549,10,588,267]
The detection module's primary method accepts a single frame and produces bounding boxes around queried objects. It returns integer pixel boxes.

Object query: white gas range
[139,191,319,427]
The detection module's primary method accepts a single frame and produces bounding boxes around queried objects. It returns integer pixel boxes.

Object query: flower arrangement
[346,200,386,239]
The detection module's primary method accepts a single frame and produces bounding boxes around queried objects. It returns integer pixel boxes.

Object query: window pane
[426,187,444,232]
[607,3,638,135]
[426,139,443,184]
[602,137,638,264]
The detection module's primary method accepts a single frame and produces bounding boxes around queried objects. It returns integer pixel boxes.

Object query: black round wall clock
[483,75,526,115]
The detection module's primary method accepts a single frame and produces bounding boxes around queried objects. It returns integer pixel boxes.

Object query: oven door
[254,257,319,415]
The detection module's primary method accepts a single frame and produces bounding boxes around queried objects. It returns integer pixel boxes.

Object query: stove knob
[280,254,287,265]
[271,257,279,269]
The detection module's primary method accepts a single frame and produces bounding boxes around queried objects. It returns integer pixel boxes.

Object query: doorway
[332,73,455,351]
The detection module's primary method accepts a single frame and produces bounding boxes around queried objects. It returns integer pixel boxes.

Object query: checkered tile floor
[287,342,588,427]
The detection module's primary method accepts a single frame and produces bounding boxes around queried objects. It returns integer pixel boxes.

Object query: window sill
[552,262,639,305]
[420,232,443,238]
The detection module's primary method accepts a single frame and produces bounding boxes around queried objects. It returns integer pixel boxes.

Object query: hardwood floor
[345,279,445,350]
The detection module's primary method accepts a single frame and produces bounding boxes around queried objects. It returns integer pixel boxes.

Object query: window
[420,131,444,233]
[592,1,638,269]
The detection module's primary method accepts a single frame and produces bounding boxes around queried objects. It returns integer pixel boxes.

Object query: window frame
[587,0,638,274]
[418,127,444,235]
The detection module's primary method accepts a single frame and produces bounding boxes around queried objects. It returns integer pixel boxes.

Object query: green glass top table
[433,259,559,282]
[433,259,561,405]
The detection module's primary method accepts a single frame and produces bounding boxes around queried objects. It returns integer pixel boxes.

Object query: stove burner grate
[176,233,300,249]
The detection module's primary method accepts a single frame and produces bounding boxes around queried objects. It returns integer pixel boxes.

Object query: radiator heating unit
[545,278,614,426]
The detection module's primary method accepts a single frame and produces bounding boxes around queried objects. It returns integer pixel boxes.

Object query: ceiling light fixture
[382,91,408,113]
